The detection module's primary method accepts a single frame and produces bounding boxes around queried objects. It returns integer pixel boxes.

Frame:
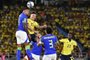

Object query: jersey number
[49,40,53,48]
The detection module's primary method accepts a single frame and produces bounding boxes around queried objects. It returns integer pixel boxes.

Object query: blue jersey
[31,41,42,55]
[18,13,28,31]
[41,34,58,55]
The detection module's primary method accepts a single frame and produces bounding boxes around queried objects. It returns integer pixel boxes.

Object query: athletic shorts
[31,53,40,60]
[60,54,72,60]
[29,34,36,42]
[16,30,29,44]
[42,54,57,60]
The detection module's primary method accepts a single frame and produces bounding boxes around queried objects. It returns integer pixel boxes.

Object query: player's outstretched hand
[43,25,47,28]
[34,31,39,34]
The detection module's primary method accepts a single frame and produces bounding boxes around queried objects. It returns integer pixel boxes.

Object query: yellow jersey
[27,19,39,34]
[59,38,77,55]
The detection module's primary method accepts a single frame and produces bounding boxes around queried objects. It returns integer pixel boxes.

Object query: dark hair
[46,27,53,34]
[30,11,36,14]
[22,7,29,10]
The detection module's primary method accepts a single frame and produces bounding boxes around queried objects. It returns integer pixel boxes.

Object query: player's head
[45,27,53,34]
[23,7,30,16]
[30,12,36,20]
[68,33,72,39]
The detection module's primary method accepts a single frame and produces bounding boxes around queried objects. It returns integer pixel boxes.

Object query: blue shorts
[60,54,72,60]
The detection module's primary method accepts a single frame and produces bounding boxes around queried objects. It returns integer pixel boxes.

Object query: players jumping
[15,7,32,60]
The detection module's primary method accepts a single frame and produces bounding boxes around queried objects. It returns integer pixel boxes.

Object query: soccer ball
[27,1,34,8]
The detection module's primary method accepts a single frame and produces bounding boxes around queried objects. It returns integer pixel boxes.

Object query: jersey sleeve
[27,19,30,24]
[34,22,39,28]
[73,41,77,46]
[41,37,44,43]
[18,16,23,25]
[59,39,64,42]
[55,36,58,43]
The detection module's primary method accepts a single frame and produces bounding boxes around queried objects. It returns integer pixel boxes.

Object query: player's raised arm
[27,12,47,42]
[37,24,47,29]
[29,13,47,29]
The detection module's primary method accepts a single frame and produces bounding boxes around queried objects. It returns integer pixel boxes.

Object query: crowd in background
[0,0,90,60]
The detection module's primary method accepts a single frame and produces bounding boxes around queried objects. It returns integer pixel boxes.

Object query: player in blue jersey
[30,33,42,60]
[30,41,42,60]
[23,32,42,60]
[41,27,58,60]
[15,7,32,60]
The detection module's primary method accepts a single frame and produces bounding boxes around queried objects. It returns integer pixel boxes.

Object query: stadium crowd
[0,0,90,60]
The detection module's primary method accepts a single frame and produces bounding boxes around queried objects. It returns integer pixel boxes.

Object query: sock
[16,47,22,60]
[25,45,32,60]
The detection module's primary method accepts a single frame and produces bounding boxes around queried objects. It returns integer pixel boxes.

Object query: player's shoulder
[27,18,32,22]
[60,38,68,40]
[71,39,77,43]
[52,34,57,37]
[41,35,45,42]
[32,20,38,24]
[53,35,58,39]
[27,18,31,20]
[44,34,57,41]
[19,13,27,18]
[59,38,68,42]
[46,34,56,37]
[27,19,36,23]
[41,34,49,40]
[19,13,24,17]
[41,35,46,39]
[71,39,77,46]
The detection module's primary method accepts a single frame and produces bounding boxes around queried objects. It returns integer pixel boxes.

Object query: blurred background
[0,0,90,60]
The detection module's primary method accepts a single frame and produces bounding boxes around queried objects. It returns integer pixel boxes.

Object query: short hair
[30,11,36,14]
[22,7,29,11]
[46,27,53,34]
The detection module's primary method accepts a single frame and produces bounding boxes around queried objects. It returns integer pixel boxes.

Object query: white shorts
[42,54,57,60]
[31,53,40,60]
[16,30,29,44]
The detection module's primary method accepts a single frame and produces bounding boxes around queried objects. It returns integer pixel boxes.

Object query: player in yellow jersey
[57,33,81,60]
[27,12,47,42]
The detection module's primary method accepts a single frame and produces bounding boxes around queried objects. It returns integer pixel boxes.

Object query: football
[27,1,34,8]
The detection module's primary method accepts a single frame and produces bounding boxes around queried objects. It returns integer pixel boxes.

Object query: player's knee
[25,44,30,50]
